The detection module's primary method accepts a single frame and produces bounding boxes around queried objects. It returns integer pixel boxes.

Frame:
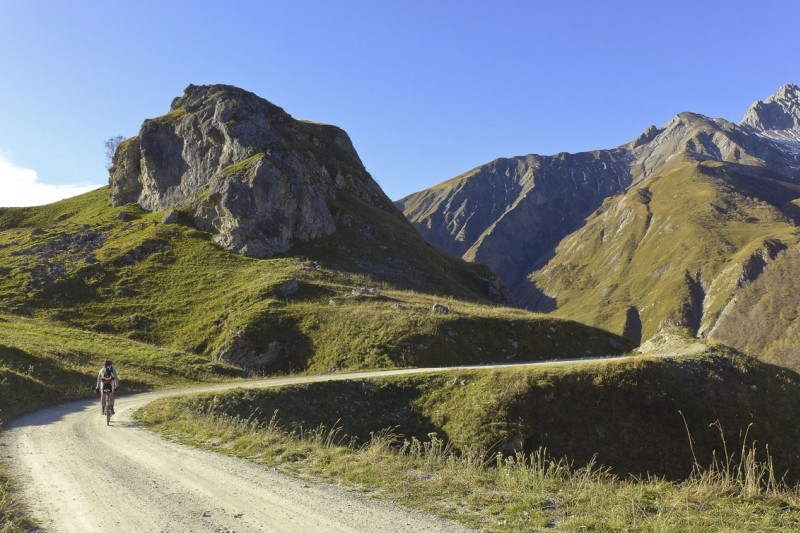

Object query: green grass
[138,344,800,481]
[0,186,632,529]
[0,313,244,531]
[221,152,265,179]
[149,107,187,126]
[532,158,800,343]
[0,461,33,533]
[136,346,800,531]
[0,314,243,425]
[0,188,630,375]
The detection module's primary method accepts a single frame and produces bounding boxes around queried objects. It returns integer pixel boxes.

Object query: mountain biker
[95,359,119,416]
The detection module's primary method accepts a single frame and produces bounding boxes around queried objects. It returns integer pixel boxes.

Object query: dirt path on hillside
[2,359,637,532]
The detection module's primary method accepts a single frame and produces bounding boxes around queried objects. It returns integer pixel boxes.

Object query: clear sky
[1,0,799,206]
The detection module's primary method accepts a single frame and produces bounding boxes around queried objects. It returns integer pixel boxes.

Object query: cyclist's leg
[101,390,106,413]
[109,390,115,414]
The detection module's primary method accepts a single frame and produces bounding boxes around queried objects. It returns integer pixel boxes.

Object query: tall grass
[137,401,800,532]
[0,465,30,533]
[684,417,784,500]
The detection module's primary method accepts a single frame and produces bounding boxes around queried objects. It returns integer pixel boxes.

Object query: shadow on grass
[397,315,631,368]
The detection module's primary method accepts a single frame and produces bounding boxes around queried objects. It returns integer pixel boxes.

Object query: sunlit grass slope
[0,188,630,374]
[530,158,799,344]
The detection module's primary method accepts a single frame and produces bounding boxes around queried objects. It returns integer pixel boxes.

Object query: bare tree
[104,135,124,170]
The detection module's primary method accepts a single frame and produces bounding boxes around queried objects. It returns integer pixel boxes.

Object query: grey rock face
[398,150,632,287]
[109,84,393,257]
[161,210,180,224]
[742,83,800,132]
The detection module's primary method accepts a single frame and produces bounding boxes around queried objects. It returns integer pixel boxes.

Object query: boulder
[351,287,380,296]
[162,210,180,224]
[273,279,299,299]
[431,303,451,314]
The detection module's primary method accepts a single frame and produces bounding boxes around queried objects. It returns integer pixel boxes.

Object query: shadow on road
[8,398,95,428]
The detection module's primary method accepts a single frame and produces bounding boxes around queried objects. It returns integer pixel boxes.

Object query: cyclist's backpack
[101,366,114,379]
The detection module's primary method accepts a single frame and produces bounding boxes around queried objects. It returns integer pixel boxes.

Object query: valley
[2,83,800,531]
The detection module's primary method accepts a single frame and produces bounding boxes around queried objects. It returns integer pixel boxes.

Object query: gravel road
[2,359,635,532]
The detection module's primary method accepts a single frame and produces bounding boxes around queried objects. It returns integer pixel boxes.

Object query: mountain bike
[101,388,115,425]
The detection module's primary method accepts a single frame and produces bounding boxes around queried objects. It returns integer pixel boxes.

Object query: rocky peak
[109,84,392,258]
[741,83,800,132]
[631,125,661,148]
[171,83,280,114]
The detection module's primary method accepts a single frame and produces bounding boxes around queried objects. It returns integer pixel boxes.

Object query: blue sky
[1,1,799,206]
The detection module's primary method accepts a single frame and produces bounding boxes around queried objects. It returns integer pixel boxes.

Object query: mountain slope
[531,157,798,343]
[710,241,800,370]
[399,84,800,367]
[0,85,630,373]
[0,185,630,374]
[398,150,631,287]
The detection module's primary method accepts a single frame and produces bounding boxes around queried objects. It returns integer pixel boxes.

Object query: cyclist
[95,359,119,416]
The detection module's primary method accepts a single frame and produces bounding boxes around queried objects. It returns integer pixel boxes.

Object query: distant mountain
[399,84,800,369]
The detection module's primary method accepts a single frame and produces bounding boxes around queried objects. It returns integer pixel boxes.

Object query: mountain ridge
[399,84,800,370]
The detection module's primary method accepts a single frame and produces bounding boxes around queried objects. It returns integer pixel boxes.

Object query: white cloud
[0,153,103,207]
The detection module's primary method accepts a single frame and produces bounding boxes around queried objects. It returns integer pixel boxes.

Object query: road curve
[2,357,637,532]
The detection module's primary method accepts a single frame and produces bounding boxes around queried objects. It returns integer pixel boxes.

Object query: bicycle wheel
[103,391,112,425]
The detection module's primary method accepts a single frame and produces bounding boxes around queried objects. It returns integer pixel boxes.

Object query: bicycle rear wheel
[103,391,112,425]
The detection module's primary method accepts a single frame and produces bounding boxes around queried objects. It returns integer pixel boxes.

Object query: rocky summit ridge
[110,84,394,258]
[399,84,800,371]
[742,83,800,135]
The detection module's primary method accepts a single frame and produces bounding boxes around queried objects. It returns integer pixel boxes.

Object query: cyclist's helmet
[104,359,112,366]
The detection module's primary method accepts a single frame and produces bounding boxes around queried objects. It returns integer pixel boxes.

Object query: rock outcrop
[398,151,631,287]
[742,83,800,134]
[110,84,394,257]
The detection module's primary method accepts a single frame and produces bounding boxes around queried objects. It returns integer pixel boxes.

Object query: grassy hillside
[140,340,800,480]
[0,314,244,532]
[711,243,800,372]
[137,338,800,531]
[0,188,629,374]
[0,314,242,425]
[529,158,799,344]
[0,186,633,531]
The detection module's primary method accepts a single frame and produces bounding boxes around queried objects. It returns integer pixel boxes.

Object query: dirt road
[2,358,636,532]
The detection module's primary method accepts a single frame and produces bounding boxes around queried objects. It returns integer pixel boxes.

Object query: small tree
[104,135,124,170]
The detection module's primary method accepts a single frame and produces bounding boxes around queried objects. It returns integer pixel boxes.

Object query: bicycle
[101,387,115,426]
